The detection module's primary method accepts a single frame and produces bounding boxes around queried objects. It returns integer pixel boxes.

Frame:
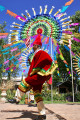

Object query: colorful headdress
[33,28,42,46]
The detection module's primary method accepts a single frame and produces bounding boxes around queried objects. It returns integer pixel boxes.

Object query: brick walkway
[0,103,80,120]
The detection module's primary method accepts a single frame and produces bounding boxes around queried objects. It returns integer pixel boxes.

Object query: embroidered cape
[28,50,57,76]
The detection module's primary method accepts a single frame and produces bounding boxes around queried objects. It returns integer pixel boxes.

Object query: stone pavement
[0,103,80,120]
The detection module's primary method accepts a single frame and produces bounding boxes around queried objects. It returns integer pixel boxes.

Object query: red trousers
[25,74,51,92]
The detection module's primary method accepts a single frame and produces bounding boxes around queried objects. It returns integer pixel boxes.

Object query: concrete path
[0,103,80,120]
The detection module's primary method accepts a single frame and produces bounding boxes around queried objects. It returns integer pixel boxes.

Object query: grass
[44,100,67,104]
[19,99,80,104]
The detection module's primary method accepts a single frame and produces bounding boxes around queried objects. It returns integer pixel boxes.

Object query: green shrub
[6,89,16,99]
[75,92,80,101]
[42,89,51,101]
[53,94,66,101]
[19,94,27,104]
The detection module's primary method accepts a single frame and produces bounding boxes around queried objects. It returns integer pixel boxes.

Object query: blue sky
[0,0,80,32]
[0,0,80,76]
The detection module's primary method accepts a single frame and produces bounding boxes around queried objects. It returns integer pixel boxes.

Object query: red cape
[28,50,57,76]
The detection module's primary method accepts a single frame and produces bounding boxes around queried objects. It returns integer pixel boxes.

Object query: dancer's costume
[15,33,57,117]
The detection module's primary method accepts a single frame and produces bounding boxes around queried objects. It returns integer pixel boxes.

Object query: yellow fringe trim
[37,64,58,76]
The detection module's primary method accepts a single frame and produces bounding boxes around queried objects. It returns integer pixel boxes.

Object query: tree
[70,11,80,90]
[0,22,7,83]
[53,11,80,87]
[70,11,80,55]
[70,11,80,33]
[0,22,21,84]
[53,45,71,87]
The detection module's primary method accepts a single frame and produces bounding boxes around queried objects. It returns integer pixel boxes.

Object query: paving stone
[0,103,80,120]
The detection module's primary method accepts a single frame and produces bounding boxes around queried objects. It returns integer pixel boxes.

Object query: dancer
[9,30,57,120]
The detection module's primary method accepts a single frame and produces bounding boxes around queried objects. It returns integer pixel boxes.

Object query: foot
[28,103,37,107]
[8,99,19,104]
[33,115,46,120]
[34,104,37,107]
[28,100,35,107]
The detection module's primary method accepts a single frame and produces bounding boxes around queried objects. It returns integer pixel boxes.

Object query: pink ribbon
[4,60,9,64]
[63,31,72,34]
[16,15,26,21]
[68,71,71,74]
[73,37,80,42]
[70,23,79,27]
[71,51,75,56]
[0,35,7,39]
[11,48,18,52]
[45,37,48,44]
[23,70,25,72]
[56,43,60,54]
[13,67,16,70]
[18,57,22,61]
[6,67,10,71]
[55,13,63,18]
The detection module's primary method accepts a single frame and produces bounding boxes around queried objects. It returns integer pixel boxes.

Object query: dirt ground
[0,103,80,120]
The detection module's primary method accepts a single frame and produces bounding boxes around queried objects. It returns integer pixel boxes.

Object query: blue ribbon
[60,6,69,13]
[18,44,25,49]
[64,45,70,51]
[9,56,15,60]
[1,47,10,52]
[0,64,2,68]
[3,51,9,55]
[14,61,18,65]
[0,5,5,12]
[11,43,21,48]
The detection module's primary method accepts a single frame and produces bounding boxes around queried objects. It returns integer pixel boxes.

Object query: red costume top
[24,49,57,92]
[28,49,56,76]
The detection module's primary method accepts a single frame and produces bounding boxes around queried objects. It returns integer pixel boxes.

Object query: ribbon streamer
[1,47,10,52]
[32,8,36,16]
[0,33,8,36]
[63,31,72,34]
[49,6,54,15]
[3,51,9,55]
[9,56,15,60]
[15,52,21,56]
[73,37,80,42]
[13,67,16,70]
[16,15,26,21]
[45,37,49,44]
[44,5,47,14]
[6,10,17,18]
[14,61,18,65]
[60,6,69,13]
[0,5,5,12]
[4,60,9,64]
[0,35,8,39]
[56,43,60,54]
[11,48,18,52]
[65,0,74,6]
[0,64,2,68]
[55,13,63,18]
[70,23,79,27]
[6,67,10,71]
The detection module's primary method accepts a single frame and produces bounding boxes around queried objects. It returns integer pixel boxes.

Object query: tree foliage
[53,11,80,87]
[0,22,21,84]
[70,11,80,55]
[0,22,7,83]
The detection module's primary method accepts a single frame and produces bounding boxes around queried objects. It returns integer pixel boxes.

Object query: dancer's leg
[33,90,46,120]
[34,90,46,115]
[15,79,32,101]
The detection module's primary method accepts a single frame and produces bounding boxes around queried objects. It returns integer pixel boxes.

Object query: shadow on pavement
[1,107,67,120]
[45,107,66,120]
[1,110,38,119]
